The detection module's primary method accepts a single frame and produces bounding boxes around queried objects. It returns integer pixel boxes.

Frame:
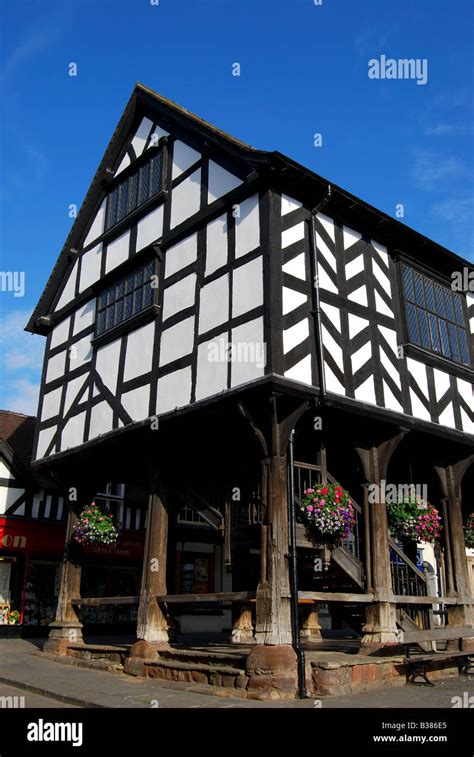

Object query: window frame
[396,256,473,371]
[92,251,160,348]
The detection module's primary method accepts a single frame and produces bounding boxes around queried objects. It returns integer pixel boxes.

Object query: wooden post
[239,395,308,698]
[44,509,84,655]
[300,604,322,640]
[435,458,474,637]
[230,603,254,643]
[355,432,405,653]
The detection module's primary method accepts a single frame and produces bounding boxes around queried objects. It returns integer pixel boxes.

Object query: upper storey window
[105,150,163,231]
[402,264,470,366]
[96,261,156,336]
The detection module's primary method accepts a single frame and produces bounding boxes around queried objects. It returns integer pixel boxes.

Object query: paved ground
[0,638,472,709]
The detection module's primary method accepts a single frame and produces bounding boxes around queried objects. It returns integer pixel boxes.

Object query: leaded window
[105,151,163,231]
[96,260,156,336]
[402,264,470,365]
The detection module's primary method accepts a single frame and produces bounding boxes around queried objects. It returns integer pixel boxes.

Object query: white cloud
[0,309,45,416]
[424,124,471,136]
[411,149,469,191]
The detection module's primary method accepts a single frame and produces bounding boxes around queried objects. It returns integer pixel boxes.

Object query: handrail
[293,461,362,513]
[389,536,426,582]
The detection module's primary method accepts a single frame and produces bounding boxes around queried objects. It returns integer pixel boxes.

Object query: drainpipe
[288,429,307,698]
[309,185,332,401]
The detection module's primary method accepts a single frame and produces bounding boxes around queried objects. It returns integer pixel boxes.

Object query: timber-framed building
[26,84,474,697]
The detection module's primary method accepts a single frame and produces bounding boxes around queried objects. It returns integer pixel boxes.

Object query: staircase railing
[389,536,434,630]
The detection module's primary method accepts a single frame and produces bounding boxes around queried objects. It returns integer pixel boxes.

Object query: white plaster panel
[317,213,335,242]
[284,355,312,385]
[205,214,228,276]
[84,199,106,246]
[121,385,150,421]
[281,195,302,216]
[0,460,12,479]
[348,285,368,308]
[409,389,431,422]
[438,404,456,429]
[105,230,130,273]
[351,342,372,374]
[345,255,365,281]
[171,169,201,228]
[230,318,266,387]
[41,387,62,420]
[433,368,451,402]
[283,319,309,355]
[70,335,92,368]
[162,273,196,320]
[172,141,200,180]
[283,254,306,281]
[323,303,341,331]
[374,291,393,317]
[282,222,305,248]
[61,412,86,450]
[114,153,130,177]
[282,287,306,315]
[136,204,164,252]
[0,486,25,515]
[371,240,390,267]
[343,226,362,250]
[348,313,368,339]
[123,322,155,381]
[165,233,198,278]
[50,317,71,349]
[195,339,228,400]
[160,317,195,367]
[457,377,473,407]
[95,339,121,393]
[157,366,192,414]
[407,358,429,399]
[383,382,403,414]
[73,300,95,335]
[208,161,241,203]
[317,265,338,294]
[56,261,78,310]
[354,375,376,405]
[316,233,336,270]
[378,325,398,355]
[232,257,263,318]
[46,351,66,383]
[64,375,88,414]
[88,402,113,441]
[235,195,260,258]
[199,275,229,334]
[36,427,56,459]
[131,117,153,156]
[322,325,343,366]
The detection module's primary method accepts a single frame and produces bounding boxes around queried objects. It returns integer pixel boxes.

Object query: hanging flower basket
[387,492,441,546]
[72,502,119,546]
[464,513,474,549]
[298,482,356,547]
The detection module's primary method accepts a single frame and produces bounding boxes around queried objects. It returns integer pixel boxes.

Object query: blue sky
[0,0,473,415]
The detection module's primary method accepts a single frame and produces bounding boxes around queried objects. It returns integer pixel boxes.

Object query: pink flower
[306,505,314,512]
[319,499,326,506]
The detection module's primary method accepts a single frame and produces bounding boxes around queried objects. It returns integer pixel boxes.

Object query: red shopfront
[0,518,146,634]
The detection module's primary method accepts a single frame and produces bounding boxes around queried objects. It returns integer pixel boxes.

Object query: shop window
[175,552,213,594]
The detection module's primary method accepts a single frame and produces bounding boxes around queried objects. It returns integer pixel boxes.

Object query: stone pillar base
[230,606,255,644]
[43,621,84,656]
[124,639,171,677]
[300,607,322,641]
[245,645,297,700]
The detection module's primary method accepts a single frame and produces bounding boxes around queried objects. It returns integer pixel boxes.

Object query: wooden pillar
[435,458,474,635]
[133,485,170,653]
[230,603,254,643]
[239,395,308,698]
[300,604,322,640]
[44,509,84,655]
[355,431,405,653]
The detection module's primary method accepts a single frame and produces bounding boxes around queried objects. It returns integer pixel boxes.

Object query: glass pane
[438,319,451,357]
[97,310,106,334]
[145,261,154,281]
[418,309,431,350]
[414,272,425,307]
[403,266,414,301]
[138,163,150,205]
[453,293,464,326]
[457,328,470,365]
[116,280,125,300]
[134,288,143,313]
[128,173,138,213]
[448,323,461,362]
[125,273,135,294]
[106,305,115,330]
[99,291,107,309]
[107,286,116,305]
[116,299,123,324]
[434,284,445,317]
[428,313,441,353]
[143,283,153,307]
[124,294,133,319]
[406,303,420,344]
[117,182,128,221]
[134,267,144,288]
[424,279,435,312]
[105,189,118,230]
[444,289,455,322]
[150,154,162,195]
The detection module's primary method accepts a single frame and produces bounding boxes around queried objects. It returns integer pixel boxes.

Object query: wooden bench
[400,626,474,685]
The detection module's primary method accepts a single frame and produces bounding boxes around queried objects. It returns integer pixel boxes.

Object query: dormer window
[105,150,163,231]
[402,264,470,366]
